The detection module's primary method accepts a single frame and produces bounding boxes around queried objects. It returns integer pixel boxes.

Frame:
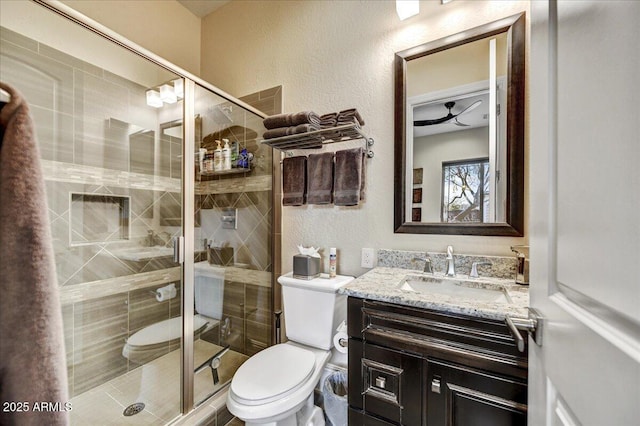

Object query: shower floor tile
[70,340,248,425]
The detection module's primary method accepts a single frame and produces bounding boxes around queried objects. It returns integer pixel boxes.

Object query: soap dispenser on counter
[511,245,529,285]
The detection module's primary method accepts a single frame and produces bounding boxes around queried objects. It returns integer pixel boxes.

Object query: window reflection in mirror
[441,157,489,223]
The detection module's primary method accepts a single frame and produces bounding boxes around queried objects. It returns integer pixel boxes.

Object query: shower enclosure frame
[32,0,276,416]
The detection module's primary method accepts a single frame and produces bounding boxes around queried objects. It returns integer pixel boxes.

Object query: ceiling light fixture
[172,79,184,99]
[146,89,162,108]
[159,84,177,104]
[396,0,419,21]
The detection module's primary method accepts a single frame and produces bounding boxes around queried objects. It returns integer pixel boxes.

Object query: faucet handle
[470,261,492,278]
[412,256,433,274]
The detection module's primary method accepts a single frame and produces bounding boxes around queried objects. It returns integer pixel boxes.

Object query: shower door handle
[173,236,184,264]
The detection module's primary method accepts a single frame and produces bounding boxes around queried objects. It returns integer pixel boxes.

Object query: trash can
[322,370,348,426]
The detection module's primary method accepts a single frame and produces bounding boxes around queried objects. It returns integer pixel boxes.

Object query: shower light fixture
[160,84,177,104]
[172,79,184,99]
[146,89,162,108]
[396,0,419,21]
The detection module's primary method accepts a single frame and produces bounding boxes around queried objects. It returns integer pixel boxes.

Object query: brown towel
[263,123,321,140]
[282,156,307,206]
[319,113,338,128]
[337,108,365,126]
[334,147,364,206]
[307,152,334,205]
[0,82,69,425]
[263,111,321,129]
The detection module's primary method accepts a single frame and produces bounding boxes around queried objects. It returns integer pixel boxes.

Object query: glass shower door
[0,1,185,423]
[190,83,273,407]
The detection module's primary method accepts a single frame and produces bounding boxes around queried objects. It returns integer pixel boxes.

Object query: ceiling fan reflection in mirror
[414,100,482,127]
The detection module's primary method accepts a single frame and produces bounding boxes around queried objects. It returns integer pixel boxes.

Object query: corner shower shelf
[200,167,251,177]
[260,123,374,158]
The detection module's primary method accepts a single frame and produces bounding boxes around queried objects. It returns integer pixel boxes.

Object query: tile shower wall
[0,26,182,287]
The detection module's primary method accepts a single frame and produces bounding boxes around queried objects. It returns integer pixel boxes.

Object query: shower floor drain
[123,402,145,416]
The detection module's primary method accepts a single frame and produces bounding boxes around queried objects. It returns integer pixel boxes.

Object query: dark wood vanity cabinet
[347,297,528,425]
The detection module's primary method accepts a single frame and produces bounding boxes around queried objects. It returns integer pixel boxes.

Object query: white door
[529,1,640,425]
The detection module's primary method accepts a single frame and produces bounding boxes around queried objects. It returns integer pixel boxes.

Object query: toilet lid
[230,344,316,406]
[127,315,208,347]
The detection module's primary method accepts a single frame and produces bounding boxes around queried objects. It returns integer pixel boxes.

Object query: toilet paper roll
[333,331,348,354]
[156,283,177,302]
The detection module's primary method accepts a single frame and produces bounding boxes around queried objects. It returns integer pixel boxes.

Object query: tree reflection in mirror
[441,158,489,223]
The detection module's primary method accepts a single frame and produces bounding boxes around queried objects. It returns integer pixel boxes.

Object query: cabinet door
[426,358,527,426]
[361,343,422,425]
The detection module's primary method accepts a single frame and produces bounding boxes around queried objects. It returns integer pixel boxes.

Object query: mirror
[394,13,525,236]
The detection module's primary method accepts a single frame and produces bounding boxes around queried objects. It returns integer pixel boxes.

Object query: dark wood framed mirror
[394,13,525,236]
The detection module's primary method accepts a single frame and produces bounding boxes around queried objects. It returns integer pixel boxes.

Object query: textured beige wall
[61,0,201,76]
[201,0,530,277]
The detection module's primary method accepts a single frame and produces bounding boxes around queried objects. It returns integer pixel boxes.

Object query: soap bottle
[329,247,337,278]
[213,140,223,172]
[230,140,239,168]
[222,139,231,170]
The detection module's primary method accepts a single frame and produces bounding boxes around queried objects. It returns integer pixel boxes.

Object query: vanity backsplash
[378,248,518,280]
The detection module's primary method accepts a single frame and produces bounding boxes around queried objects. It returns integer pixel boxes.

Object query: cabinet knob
[375,376,386,389]
[431,378,441,394]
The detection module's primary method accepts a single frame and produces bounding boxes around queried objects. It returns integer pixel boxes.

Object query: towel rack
[261,123,374,158]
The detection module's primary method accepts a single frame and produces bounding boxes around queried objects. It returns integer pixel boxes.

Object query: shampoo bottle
[214,140,223,172]
[329,247,337,278]
[222,138,231,170]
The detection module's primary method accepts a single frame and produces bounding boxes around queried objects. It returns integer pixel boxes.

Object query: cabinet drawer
[426,358,527,426]
[350,298,527,379]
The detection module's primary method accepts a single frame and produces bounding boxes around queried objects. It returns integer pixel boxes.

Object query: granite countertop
[339,266,529,321]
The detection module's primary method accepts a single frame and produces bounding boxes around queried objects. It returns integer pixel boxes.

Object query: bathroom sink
[397,275,512,304]
[111,246,174,262]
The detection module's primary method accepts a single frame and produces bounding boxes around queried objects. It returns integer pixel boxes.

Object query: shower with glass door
[0,1,276,423]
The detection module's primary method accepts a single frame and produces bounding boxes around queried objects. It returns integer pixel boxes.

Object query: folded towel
[0,82,69,425]
[263,111,321,129]
[307,152,334,205]
[263,123,321,140]
[282,156,307,206]
[334,147,364,206]
[320,112,338,128]
[337,108,365,126]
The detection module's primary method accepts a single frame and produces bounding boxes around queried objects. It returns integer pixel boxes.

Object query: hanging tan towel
[334,147,364,206]
[282,156,307,206]
[307,152,334,205]
[0,82,69,426]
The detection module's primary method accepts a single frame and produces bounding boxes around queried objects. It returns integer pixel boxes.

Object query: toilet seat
[230,344,316,406]
[127,315,208,347]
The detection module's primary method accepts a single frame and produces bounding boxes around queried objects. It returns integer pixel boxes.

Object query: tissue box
[293,254,320,280]
[208,247,234,266]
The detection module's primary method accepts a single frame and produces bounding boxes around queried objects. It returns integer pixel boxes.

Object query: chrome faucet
[445,246,456,277]
[412,256,433,273]
[146,230,155,247]
[470,261,492,278]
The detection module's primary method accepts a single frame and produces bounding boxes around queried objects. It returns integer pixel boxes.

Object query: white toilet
[227,273,353,426]
[122,262,225,364]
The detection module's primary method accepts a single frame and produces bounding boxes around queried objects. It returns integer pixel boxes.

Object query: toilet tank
[195,262,225,319]
[278,273,354,350]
